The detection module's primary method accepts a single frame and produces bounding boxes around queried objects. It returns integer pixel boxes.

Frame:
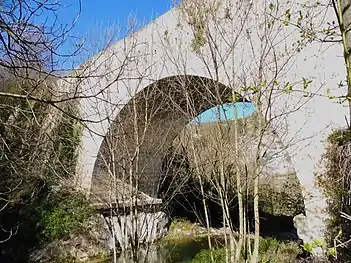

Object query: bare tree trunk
[215,115,237,263]
[111,208,118,263]
[190,129,214,263]
[334,0,351,127]
[245,165,252,260]
[220,189,229,263]
[233,102,244,262]
[251,93,263,263]
[251,172,260,263]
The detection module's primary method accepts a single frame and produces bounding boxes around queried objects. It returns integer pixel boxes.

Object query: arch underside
[90,75,240,203]
[90,75,303,214]
[90,75,242,203]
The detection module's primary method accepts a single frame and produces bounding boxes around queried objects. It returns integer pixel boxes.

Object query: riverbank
[43,218,323,263]
[92,219,306,263]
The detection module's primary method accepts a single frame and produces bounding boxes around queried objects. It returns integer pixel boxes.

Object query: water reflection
[113,235,225,263]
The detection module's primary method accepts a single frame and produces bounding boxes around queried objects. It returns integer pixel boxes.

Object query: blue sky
[192,103,257,124]
[53,0,173,69]
[61,0,172,34]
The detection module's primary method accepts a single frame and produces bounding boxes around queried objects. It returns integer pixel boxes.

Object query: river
[111,235,224,263]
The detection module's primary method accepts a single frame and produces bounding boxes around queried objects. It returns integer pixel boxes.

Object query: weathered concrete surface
[63,0,348,250]
[107,211,169,251]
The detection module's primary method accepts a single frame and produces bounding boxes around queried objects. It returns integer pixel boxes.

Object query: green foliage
[241,81,267,94]
[0,76,82,210]
[302,77,312,90]
[316,128,351,260]
[190,237,301,263]
[49,250,110,263]
[329,247,337,257]
[158,234,222,263]
[279,77,311,96]
[169,218,198,233]
[301,239,333,259]
[302,241,316,254]
[326,88,336,100]
[327,128,351,146]
[313,238,326,248]
[191,247,228,263]
[284,82,293,94]
[283,9,291,26]
[259,237,301,263]
[39,190,94,242]
[0,77,84,259]
[46,104,83,183]
[190,26,206,53]
[0,188,94,262]
[226,93,242,103]
[302,239,326,255]
[182,2,222,53]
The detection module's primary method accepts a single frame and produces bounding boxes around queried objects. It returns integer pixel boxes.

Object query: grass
[164,219,303,263]
[191,237,302,263]
[168,218,203,236]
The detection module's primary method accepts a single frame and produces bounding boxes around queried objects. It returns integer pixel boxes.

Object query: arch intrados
[115,75,249,122]
[91,75,251,200]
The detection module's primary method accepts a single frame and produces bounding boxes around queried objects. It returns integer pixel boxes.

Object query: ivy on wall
[316,129,351,260]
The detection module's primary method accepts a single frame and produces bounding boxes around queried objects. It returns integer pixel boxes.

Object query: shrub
[190,237,301,263]
[316,129,351,260]
[169,218,200,233]
[258,237,301,263]
[191,247,228,263]
[38,189,94,242]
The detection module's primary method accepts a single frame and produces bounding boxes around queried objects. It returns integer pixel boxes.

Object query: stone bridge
[61,0,347,250]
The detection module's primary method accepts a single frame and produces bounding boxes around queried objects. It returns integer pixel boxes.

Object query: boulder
[30,211,169,262]
[30,214,111,262]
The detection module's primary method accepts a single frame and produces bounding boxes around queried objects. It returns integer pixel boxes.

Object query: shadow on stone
[158,149,304,242]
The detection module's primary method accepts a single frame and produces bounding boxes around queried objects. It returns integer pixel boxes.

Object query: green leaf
[326,88,335,99]
[329,247,336,257]
[303,78,312,90]
[297,10,303,26]
[338,80,345,87]
[303,242,316,253]
[313,239,326,248]
[227,93,242,103]
[284,82,293,93]
[285,9,291,21]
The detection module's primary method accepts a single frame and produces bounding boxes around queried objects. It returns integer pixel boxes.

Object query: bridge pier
[94,191,169,251]
[105,211,169,251]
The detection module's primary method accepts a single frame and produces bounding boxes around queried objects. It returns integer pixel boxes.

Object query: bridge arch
[68,0,350,250]
[89,73,306,239]
[90,75,247,201]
